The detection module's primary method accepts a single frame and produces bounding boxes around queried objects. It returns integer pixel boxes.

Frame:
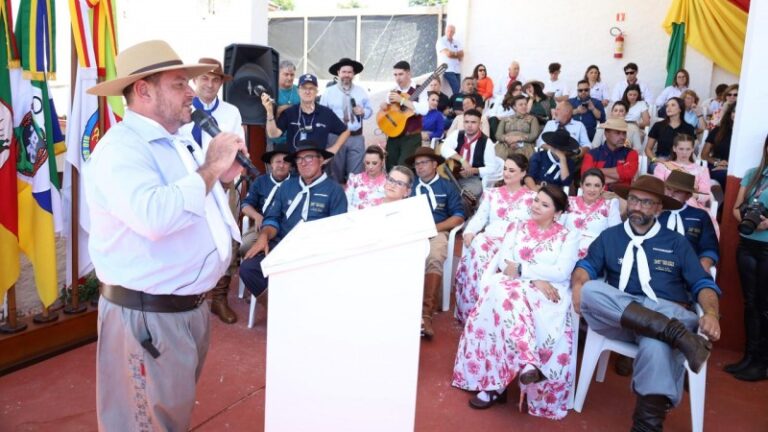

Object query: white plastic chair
[638,155,649,176]
[442,222,465,312]
[482,157,504,190]
[237,217,259,328]
[573,304,708,432]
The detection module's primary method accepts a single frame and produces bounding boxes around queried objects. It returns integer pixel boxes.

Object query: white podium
[261,195,437,432]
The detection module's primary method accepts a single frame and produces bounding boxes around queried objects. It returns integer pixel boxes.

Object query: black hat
[260,145,292,164]
[284,140,335,163]
[393,60,411,71]
[541,129,580,154]
[329,58,364,76]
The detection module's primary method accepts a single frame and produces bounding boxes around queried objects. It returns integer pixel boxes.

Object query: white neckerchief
[262,173,289,213]
[619,220,661,302]
[172,136,241,262]
[416,175,440,209]
[285,173,328,220]
[665,204,687,236]
[544,150,561,178]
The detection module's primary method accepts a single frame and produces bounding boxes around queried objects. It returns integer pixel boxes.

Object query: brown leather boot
[615,354,634,376]
[210,276,237,324]
[422,273,442,340]
[630,394,671,432]
[620,302,711,373]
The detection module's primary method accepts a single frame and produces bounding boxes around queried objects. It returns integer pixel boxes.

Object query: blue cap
[298,73,318,87]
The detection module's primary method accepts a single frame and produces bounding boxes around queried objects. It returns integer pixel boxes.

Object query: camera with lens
[738,199,768,235]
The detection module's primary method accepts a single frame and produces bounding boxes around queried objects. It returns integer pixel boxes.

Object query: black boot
[630,394,671,432]
[732,362,768,382]
[724,354,755,374]
[620,302,712,373]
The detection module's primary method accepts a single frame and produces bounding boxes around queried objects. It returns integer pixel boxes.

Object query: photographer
[569,79,606,141]
[730,134,768,382]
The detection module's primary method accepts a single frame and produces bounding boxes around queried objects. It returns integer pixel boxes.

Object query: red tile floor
[1,293,767,431]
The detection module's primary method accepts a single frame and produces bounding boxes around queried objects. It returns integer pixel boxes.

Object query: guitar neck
[409,75,436,101]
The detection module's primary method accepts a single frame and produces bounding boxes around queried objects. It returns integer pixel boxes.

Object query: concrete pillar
[716,0,768,351]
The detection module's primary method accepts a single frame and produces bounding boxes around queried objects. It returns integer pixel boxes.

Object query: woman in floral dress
[453,185,580,420]
[454,154,535,323]
[345,146,386,210]
[562,169,622,259]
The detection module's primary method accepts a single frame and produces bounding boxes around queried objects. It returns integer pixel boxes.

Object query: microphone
[190,110,261,179]
[255,85,275,104]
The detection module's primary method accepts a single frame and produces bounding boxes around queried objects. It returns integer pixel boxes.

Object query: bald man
[436,24,463,95]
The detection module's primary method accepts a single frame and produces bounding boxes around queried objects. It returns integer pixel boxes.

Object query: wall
[451,0,738,103]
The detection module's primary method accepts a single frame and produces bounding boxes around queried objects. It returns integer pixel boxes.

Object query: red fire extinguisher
[612,27,625,59]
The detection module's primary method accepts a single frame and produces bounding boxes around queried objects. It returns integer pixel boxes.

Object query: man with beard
[320,57,372,182]
[571,175,721,432]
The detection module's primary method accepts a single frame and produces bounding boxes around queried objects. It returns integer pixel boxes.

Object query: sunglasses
[624,70,637,75]
[478,68,486,72]
[727,93,738,97]
[577,88,590,93]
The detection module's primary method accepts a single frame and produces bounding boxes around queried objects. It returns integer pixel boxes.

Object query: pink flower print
[557,353,570,366]
[519,246,534,262]
[516,340,530,353]
[358,190,367,199]
[578,248,588,259]
[480,241,491,252]
[474,327,486,339]
[538,347,553,364]
[573,218,586,229]
[502,298,514,311]
[466,360,480,375]
[600,208,608,217]
[496,207,508,218]
[545,393,558,404]
[493,310,500,326]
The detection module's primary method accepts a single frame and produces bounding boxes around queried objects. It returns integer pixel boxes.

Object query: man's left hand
[699,314,721,341]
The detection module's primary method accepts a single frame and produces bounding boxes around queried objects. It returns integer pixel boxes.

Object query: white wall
[451,0,738,103]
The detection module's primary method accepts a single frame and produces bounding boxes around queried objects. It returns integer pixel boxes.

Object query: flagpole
[64,31,86,315]
[0,286,28,334]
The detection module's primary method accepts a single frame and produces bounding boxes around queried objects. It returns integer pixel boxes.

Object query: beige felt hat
[197,57,233,82]
[87,40,216,96]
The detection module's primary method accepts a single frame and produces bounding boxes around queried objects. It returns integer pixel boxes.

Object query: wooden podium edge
[0,307,97,376]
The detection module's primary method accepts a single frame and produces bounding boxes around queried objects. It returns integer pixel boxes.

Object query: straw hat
[598,117,629,132]
[614,175,683,210]
[196,57,233,82]
[87,40,216,96]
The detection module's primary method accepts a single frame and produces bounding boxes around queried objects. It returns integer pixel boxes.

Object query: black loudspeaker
[223,44,280,126]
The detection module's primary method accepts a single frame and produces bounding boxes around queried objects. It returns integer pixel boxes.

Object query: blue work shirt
[242,173,290,215]
[261,175,347,241]
[658,205,719,264]
[411,175,465,224]
[276,104,347,151]
[272,85,300,145]
[569,96,605,140]
[740,167,768,243]
[576,221,721,304]
[528,150,575,186]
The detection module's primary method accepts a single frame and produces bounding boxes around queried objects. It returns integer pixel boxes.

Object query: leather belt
[349,129,363,136]
[100,284,206,313]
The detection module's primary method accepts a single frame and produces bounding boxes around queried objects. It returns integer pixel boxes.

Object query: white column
[730,0,768,177]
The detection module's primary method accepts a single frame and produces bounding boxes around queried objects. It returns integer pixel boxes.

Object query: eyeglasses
[478,68,486,72]
[294,154,320,164]
[413,160,435,166]
[626,195,659,209]
[624,70,637,75]
[727,92,738,97]
[386,175,410,188]
[577,88,590,93]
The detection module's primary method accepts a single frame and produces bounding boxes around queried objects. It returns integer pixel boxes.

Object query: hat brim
[87,63,216,96]
[664,179,704,195]
[260,148,292,164]
[404,152,445,166]
[328,60,364,76]
[284,146,335,163]
[613,183,683,210]
[541,132,580,153]
[598,122,629,132]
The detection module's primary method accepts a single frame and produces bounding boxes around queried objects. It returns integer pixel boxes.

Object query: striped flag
[0,0,19,300]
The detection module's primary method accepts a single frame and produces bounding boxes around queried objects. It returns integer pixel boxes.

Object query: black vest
[455,131,488,169]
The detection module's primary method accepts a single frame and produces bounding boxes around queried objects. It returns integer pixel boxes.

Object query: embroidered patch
[128,354,152,432]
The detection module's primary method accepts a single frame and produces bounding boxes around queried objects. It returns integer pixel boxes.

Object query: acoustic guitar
[376,63,448,138]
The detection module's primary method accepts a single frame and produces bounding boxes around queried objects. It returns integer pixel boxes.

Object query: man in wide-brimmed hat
[536,101,591,152]
[179,56,245,325]
[525,128,579,189]
[240,140,346,301]
[581,117,639,191]
[320,57,372,182]
[405,147,465,339]
[86,40,246,431]
[571,175,721,431]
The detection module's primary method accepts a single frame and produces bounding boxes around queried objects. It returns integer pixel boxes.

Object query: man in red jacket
[581,117,638,191]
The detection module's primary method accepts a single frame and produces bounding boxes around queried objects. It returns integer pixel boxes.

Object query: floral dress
[653,161,720,236]
[452,220,580,420]
[562,196,622,259]
[345,172,386,210]
[454,187,535,323]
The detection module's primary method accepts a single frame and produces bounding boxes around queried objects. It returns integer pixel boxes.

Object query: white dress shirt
[537,119,591,149]
[179,97,244,152]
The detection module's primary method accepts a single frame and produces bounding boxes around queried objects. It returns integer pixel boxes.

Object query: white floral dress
[452,220,580,420]
[345,172,386,210]
[454,187,535,323]
[562,196,622,259]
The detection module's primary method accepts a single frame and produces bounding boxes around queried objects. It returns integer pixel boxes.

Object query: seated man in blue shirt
[239,140,348,299]
[569,79,606,141]
[406,147,465,339]
[658,170,719,273]
[524,128,578,189]
[571,175,721,432]
[239,145,293,255]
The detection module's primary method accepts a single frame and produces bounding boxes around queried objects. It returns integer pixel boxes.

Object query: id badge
[300,132,307,140]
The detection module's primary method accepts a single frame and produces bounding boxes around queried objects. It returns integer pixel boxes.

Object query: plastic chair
[573,304,708,432]
[638,155,648,176]
[442,222,465,312]
[237,217,259,328]
[482,157,504,190]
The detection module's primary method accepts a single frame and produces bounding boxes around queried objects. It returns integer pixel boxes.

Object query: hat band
[130,59,184,75]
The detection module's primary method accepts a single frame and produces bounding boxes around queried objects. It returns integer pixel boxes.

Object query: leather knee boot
[210,275,237,324]
[620,302,711,373]
[422,273,442,340]
[630,394,671,432]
